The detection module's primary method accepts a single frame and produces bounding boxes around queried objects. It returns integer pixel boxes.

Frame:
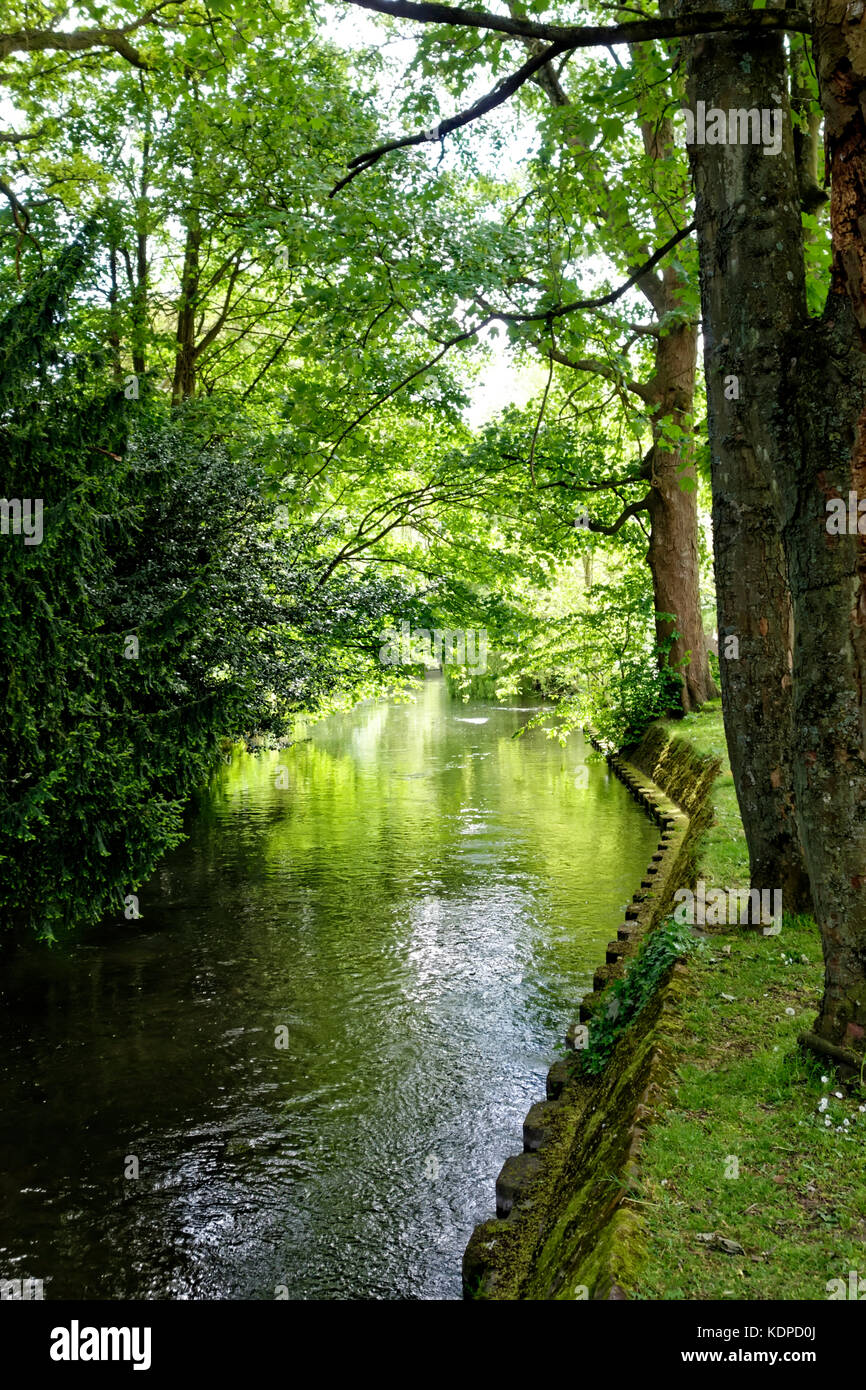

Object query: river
[0,676,657,1300]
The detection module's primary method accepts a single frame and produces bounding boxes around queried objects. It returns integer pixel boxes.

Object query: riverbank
[634,704,866,1301]
[463,715,717,1298]
[464,701,866,1301]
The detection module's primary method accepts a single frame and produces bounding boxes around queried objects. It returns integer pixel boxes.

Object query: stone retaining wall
[461,723,720,1300]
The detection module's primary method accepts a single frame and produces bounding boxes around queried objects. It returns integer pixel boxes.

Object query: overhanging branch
[0,25,149,68]
[588,491,652,534]
[478,221,696,324]
[336,0,809,194]
[0,4,183,71]
[315,228,692,470]
[345,0,811,47]
[331,37,568,193]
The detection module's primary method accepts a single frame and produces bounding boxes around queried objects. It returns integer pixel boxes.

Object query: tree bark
[645,315,717,711]
[526,33,717,710]
[172,213,201,404]
[683,3,813,908]
[782,0,866,1051]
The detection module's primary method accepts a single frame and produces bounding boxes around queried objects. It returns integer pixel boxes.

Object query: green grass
[633,703,866,1301]
[669,699,749,888]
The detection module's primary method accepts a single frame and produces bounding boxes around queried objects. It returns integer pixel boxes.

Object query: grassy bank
[633,701,866,1301]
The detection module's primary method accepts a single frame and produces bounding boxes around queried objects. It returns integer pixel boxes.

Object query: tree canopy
[3,0,865,1078]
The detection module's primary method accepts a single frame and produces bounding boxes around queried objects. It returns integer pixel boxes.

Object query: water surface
[0,677,657,1299]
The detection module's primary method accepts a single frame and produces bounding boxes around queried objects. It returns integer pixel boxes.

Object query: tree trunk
[684,6,813,909]
[645,316,718,711]
[131,127,150,379]
[107,244,122,382]
[783,0,866,1053]
[526,36,716,711]
[172,215,200,403]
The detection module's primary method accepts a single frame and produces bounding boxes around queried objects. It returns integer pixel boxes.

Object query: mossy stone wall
[461,723,719,1300]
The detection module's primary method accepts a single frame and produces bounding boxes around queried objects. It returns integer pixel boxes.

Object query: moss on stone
[462,721,718,1301]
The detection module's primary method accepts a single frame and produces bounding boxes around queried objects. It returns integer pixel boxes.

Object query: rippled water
[0,676,657,1300]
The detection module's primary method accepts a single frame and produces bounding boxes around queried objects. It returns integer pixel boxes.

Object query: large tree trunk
[784,0,866,1055]
[684,6,813,909]
[636,67,718,712]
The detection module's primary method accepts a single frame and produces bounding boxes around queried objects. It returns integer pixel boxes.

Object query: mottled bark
[684,9,812,906]
[783,0,866,1053]
[683,0,866,1049]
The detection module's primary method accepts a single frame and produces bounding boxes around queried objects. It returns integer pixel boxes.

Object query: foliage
[0,236,418,940]
[0,0,734,938]
[575,917,699,1076]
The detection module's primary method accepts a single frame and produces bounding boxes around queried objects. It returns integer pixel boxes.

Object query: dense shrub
[0,233,412,939]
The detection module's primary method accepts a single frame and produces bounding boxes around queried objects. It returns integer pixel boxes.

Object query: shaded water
[0,677,657,1300]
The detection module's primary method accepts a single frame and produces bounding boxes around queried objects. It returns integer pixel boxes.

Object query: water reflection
[0,677,657,1300]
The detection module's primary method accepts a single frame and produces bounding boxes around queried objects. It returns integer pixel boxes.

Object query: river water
[0,676,657,1300]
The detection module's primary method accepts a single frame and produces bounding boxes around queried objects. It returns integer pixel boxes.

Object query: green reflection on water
[0,677,657,1300]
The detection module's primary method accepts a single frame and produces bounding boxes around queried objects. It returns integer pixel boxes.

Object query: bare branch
[0,5,184,71]
[533,472,647,492]
[479,220,695,324]
[345,0,810,47]
[547,345,655,402]
[528,349,554,484]
[0,126,48,143]
[331,37,568,193]
[621,319,663,336]
[587,492,652,534]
